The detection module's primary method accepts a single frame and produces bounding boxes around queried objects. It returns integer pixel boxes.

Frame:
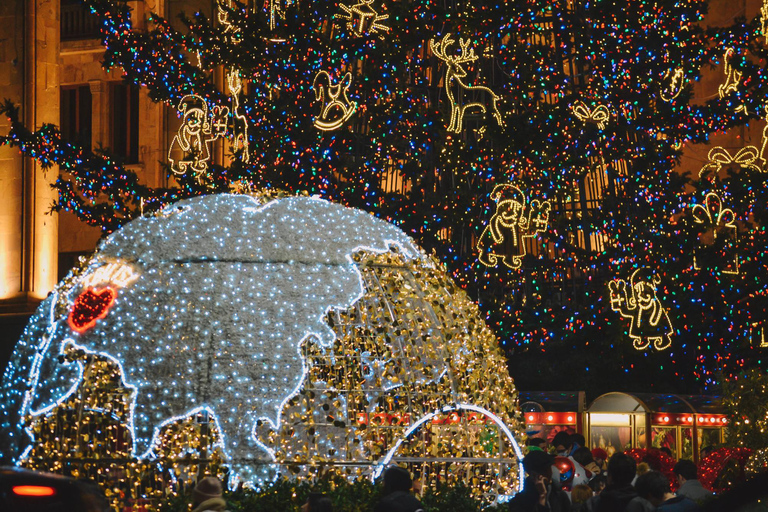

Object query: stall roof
[518,391,584,413]
[588,392,723,414]
[677,395,725,415]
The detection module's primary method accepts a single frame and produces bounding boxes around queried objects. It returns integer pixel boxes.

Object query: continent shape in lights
[68,287,117,333]
[0,195,420,478]
[608,268,673,351]
[0,194,524,494]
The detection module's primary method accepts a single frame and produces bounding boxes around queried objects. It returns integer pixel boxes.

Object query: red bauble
[699,447,753,493]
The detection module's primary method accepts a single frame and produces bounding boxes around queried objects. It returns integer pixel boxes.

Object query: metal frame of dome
[1,193,526,507]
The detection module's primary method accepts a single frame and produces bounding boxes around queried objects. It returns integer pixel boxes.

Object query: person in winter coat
[191,477,228,512]
[373,466,424,512]
[573,447,602,480]
[634,470,701,512]
[673,460,713,504]
[570,484,593,512]
[584,453,638,512]
[508,450,570,512]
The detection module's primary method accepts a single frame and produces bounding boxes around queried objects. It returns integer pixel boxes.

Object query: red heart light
[68,287,116,333]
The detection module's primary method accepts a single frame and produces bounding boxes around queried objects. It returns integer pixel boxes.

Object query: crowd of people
[184,432,714,512]
[187,465,425,512]
[508,433,713,512]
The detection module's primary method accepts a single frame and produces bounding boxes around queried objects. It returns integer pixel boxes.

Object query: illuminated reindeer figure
[227,69,250,163]
[429,33,502,134]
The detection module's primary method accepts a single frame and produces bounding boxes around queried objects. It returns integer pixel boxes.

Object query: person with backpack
[373,466,424,512]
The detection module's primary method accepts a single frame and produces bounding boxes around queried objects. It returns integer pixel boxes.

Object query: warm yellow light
[339,0,390,35]
[429,34,501,133]
[572,100,610,129]
[312,71,358,131]
[590,413,632,426]
[477,184,551,270]
[608,268,673,351]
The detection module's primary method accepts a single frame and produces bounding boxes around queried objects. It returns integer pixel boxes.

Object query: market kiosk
[519,391,585,445]
[586,392,727,463]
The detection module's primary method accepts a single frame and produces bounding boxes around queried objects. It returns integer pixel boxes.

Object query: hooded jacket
[191,497,228,512]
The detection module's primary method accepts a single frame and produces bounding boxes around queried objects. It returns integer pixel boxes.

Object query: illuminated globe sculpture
[0,192,524,501]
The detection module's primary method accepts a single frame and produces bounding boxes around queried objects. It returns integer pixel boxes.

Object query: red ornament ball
[699,447,753,493]
[554,456,575,491]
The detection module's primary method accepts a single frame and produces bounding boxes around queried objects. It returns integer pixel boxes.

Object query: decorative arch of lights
[373,403,525,498]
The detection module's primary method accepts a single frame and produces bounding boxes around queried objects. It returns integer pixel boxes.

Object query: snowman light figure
[608,268,673,351]
[477,184,551,269]
[168,95,229,181]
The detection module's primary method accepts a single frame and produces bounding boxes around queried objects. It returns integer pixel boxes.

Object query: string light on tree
[660,68,684,102]
[168,95,229,182]
[227,69,250,163]
[217,0,243,44]
[269,0,293,30]
[762,0,768,44]
[572,101,610,130]
[718,47,745,113]
[3,0,768,415]
[338,0,389,36]
[698,146,762,180]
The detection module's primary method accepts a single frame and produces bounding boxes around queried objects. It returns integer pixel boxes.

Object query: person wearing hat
[373,466,424,512]
[591,448,609,474]
[191,476,228,512]
[508,450,570,512]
